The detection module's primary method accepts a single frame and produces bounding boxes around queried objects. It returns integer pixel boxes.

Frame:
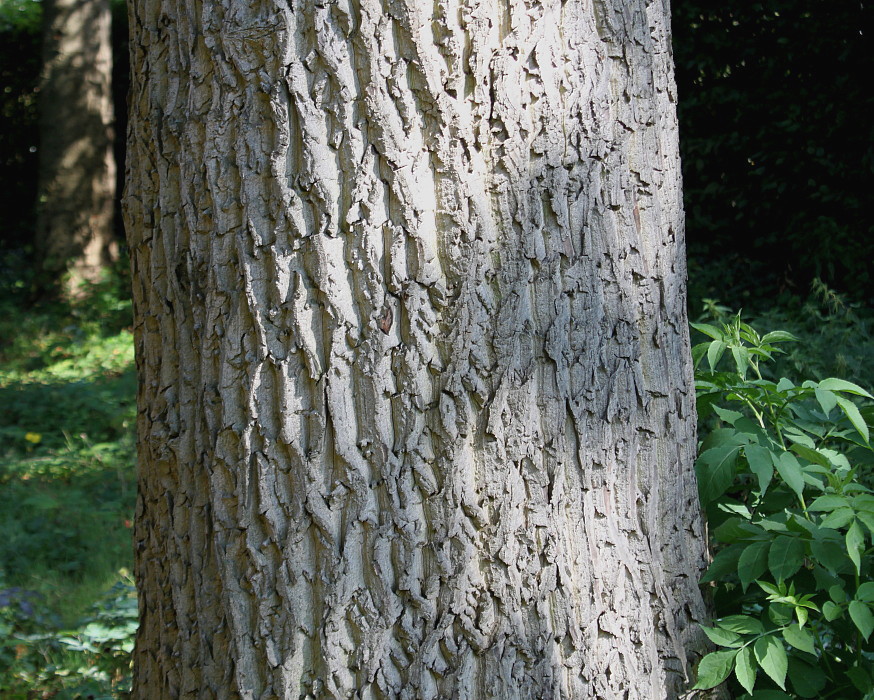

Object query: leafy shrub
[692,315,874,698]
[0,573,135,699]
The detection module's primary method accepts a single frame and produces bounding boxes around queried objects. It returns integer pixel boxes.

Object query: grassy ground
[0,258,136,699]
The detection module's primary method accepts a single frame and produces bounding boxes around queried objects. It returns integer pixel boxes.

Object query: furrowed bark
[126,0,709,697]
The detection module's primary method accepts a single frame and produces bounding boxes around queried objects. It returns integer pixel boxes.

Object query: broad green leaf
[738,541,770,590]
[696,444,740,504]
[776,377,795,392]
[699,427,740,452]
[718,615,764,635]
[713,517,751,543]
[829,584,848,603]
[849,600,874,640]
[701,544,744,584]
[708,340,727,371]
[773,451,805,497]
[852,493,874,512]
[693,649,737,690]
[768,536,804,582]
[713,403,743,425]
[732,345,751,377]
[818,377,874,399]
[734,645,757,695]
[857,511,874,537]
[822,601,843,621]
[857,582,874,602]
[846,519,864,574]
[808,494,850,512]
[754,635,788,690]
[836,395,870,444]
[814,387,838,416]
[811,532,851,574]
[789,443,830,469]
[768,602,794,627]
[787,657,827,698]
[745,444,775,494]
[795,605,809,627]
[847,664,872,692]
[761,331,798,344]
[690,322,723,341]
[782,623,815,654]
[701,625,743,648]
[819,507,856,530]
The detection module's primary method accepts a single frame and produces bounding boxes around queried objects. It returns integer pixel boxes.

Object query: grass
[0,255,136,698]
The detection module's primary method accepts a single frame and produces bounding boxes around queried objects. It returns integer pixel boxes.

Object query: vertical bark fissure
[127,0,708,697]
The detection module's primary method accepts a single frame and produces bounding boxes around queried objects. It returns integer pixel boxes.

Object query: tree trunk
[36,0,116,293]
[125,0,709,697]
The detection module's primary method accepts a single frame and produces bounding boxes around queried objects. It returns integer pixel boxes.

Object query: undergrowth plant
[692,315,874,698]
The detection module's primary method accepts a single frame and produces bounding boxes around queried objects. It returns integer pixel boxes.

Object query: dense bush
[692,315,874,698]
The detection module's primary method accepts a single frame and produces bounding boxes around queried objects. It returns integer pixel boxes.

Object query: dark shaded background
[1,0,871,305]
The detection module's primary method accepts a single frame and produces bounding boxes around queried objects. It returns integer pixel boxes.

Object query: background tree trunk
[36,0,116,293]
[125,0,709,697]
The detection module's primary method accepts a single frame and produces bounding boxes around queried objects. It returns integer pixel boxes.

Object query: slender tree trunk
[125,0,709,697]
[36,0,117,294]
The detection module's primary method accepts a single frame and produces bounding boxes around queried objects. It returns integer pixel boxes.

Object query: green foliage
[692,314,874,698]
[0,574,135,698]
[0,265,136,698]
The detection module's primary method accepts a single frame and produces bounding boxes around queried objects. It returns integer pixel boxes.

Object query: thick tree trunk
[36,0,117,293]
[125,0,709,697]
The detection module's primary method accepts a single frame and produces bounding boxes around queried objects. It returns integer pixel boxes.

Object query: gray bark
[36,0,117,293]
[125,0,709,697]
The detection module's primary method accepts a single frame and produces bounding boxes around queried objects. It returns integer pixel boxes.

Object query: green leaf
[713,403,743,425]
[814,387,838,416]
[732,345,751,377]
[696,444,741,504]
[846,519,865,574]
[787,657,827,698]
[718,615,764,635]
[761,331,798,344]
[782,623,815,654]
[857,582,874,602]
[822,601,843,621]
[857,511,874,537]
[836,395,870,444]
[701,544,745,584]
[773,451,805,497]
[745,445,775,494]
[847,664,871,692]
[768,536,804,582]
[829,584,848,603]
[810,534,851,574]
[738,541,771,590]
[701,625,743,648]
[734,644,757,695]
[808,494,850,512]
[691,322,723,341]
[708,340,727,371]
[849,600,874,641]
[819,507,856,530]
[693,649,737,690]
[754,635,788,690]
[818,377,874,399]
[789,443,831,469]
